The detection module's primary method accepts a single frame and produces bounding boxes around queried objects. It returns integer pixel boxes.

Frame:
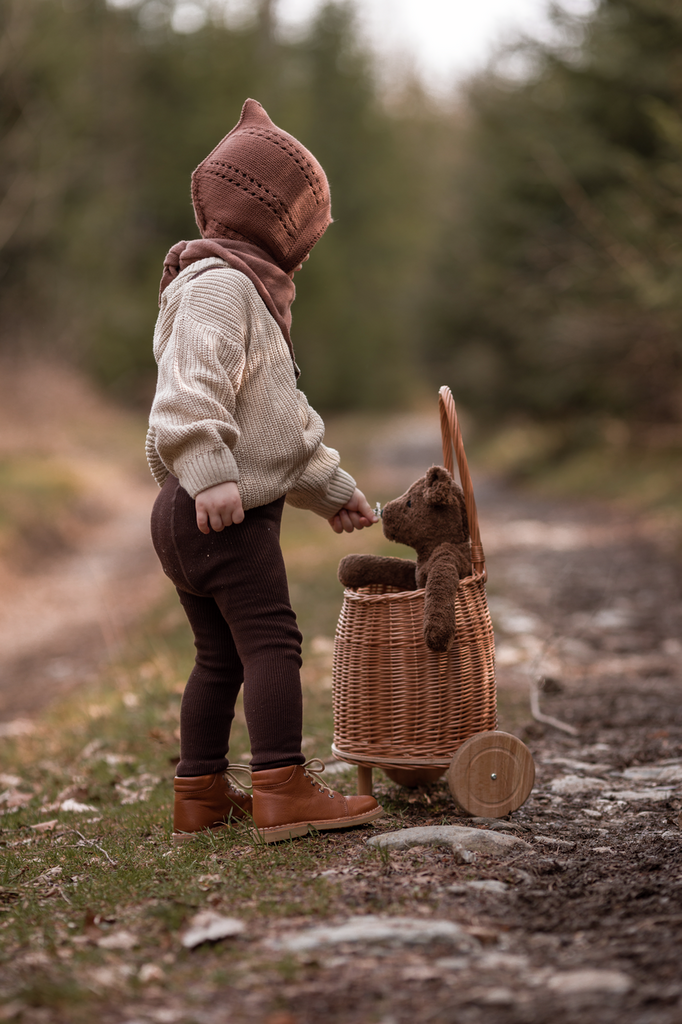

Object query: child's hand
[328,489,379,534]
[195,481,245,534]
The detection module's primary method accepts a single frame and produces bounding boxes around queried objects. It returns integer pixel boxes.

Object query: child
[147,99,383,842]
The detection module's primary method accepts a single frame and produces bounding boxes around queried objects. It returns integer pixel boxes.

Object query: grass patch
[0,414,536,1017]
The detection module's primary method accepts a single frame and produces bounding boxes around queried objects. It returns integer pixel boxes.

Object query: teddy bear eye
[406,500,411,507]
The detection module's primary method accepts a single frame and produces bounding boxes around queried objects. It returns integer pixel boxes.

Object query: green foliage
[424,0,682,427]
[0,0,445,409]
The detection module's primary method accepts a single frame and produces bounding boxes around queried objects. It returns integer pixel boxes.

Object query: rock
[534,836,576,851]
[550,775,606,796]
[366,826,531,857]
[435,956,469,971]
[473,987,516,1005]
[546,969,631,995]
[266,916,479,953]
[448,880,510,895]
[181,912,245,949]
[603,789,674,802]
[622,764,682,784]
[477,952,529,971]
[88,964,134,988]
[544,757,612,776]
[97,930,138,951]
[401,964,442,981]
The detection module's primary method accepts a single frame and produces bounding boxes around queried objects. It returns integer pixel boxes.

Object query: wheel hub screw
[490,773,497,780]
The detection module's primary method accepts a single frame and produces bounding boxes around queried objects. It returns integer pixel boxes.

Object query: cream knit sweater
[146,258,356,518]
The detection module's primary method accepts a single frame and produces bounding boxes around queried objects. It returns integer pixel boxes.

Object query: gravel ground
[207,482,682,1024]
[73,475,681,1024]
[2,411,681,1024]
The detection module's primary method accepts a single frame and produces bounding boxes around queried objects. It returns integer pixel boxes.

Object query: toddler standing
[147,99,383,842]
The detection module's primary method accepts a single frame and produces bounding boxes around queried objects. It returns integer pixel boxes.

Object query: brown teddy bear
[337,465,472,653]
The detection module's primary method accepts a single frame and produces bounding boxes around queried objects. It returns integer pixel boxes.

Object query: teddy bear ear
[424,465,456,506]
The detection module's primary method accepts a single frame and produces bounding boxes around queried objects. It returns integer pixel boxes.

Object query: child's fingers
[348,511,374,530]
[338,509,355,532]
[328,507,376,533]
[357,500,374,520]
[208,507,225,532]
[196,506,210,535]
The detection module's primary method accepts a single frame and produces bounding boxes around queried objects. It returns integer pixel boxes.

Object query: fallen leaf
[0,790,33,809]
[0,774,22,787]
[30,819,59,832]
[60,798,99,813]
[181,911,245,949]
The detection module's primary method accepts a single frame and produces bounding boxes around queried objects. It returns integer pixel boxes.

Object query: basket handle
[438,385,485,575]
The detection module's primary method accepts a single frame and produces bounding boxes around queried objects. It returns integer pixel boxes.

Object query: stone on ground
[266,916,479,953]
[448,879,510,895]
[366,825,531,856]
[547,969,632,995]
[550,775,606,795]
[181,912,245,949]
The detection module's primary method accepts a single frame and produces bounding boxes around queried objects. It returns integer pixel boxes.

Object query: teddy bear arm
[338,554,417,590]
[422,548,462,652]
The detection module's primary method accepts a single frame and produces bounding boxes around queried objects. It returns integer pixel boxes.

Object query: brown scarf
[159,237,299,376]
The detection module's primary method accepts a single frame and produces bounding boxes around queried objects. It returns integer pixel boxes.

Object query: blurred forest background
[1,0,682,442]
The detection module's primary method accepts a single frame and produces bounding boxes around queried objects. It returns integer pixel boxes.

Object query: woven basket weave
[331,387,497,770]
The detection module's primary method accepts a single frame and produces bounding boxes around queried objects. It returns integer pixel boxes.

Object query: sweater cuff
[286,466,356,519]
[175,448,240,499]
[325,467,357,512]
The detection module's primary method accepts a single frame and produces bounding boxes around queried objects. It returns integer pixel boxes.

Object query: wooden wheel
[447,731,535,817]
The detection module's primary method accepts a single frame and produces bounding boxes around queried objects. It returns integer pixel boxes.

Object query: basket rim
[342,569,487,605]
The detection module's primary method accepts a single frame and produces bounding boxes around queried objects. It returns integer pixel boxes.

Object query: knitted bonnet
[191,99,332,273]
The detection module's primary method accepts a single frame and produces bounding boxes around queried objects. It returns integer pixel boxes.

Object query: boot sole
[253,805,384,843]
[172,822,246,845]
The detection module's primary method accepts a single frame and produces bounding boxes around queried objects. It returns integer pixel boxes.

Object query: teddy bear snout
[380,501,399,539]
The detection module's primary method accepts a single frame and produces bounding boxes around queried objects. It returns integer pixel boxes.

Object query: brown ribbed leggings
[150,475,304,776]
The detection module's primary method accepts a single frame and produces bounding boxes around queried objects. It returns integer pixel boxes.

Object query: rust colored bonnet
[191,99,332,273]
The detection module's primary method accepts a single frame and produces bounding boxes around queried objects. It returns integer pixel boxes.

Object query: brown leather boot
[173,767,252,844]
[251,759,383,842]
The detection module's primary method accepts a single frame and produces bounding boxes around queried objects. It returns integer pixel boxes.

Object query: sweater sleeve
[148,273,246,498]
[285,391,356,518]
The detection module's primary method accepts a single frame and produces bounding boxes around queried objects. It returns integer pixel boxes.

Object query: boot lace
[224,764,253,794]
[302,758,335,798]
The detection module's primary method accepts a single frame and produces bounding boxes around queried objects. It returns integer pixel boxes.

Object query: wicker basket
[331,386,496,771]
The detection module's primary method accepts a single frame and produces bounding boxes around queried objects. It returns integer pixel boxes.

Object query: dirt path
[0,465,166,724]
[243,417,682,1024]
[0,362,168,725]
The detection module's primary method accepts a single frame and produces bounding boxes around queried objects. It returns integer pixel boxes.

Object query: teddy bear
[337,465,472,653]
